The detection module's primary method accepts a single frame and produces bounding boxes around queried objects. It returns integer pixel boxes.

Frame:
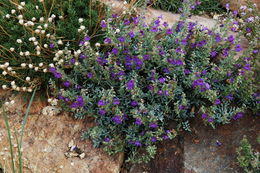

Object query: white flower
[25,51,30,56]
[95,43,101,47]
[59,16,63,19]
[22,87,27,91]
[57,40,63,45]
[49,63,54,67]
[2,71,7,76]
[46,34,50,38]
[0,64,4,68]
[18,5,23,10]
[5,14,10,19]
[10,100,15,104]
[2,85,7,89]
[11,71,16,74]
[35,5,39,10]
[32,17,36,21]
[7,67,12,71]
[123,1,127,5]
[18,15,23,19]
[44,24,48,28]
[43,68,47,73]
[115,29,120,33]
[240,5,247,10]
[84,42,89,46]
[4,62,9,67]
[43,44,48,48]
[48,17,52,22]
[33,41,39,46]
[10,47,15,52]
[20,63,26,67]
[17,39,22,43]
[75,62,79,66]
[95,52,99,56]
[41,30,46,34]
[35,29,40,34]
[39,63,43,67]
[57,50,63,55]
[11,81,15,85]
[78,18,83,23]
[5,102,9,106]
[20,2,25,6]
[27,88,32,92]
[16,87,20,91]
[80,25,85,30]
[28,64,33,68]
[34,67,39,71]
[39,17,44,22]
[78,29,82,33]
[36,51,41,55]
[20,52,24,56]
[51,14,56,18]
[25,77,30,81]
[11,9,16,14]
[36,46,41,51]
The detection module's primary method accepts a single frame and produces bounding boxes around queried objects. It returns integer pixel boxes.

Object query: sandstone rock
[0,113,123,173]
[42,106,62,116]
[219,0,260,11]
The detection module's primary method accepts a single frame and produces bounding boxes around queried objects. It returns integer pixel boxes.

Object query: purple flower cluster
[49,67,62,79]
[70,96,84,108]
[192,78,211,92]
[112,115,123,124]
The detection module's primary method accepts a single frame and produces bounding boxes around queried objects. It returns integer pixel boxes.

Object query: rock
[0,113,123,173]
[219,0,260,11]
[42,106,61,116]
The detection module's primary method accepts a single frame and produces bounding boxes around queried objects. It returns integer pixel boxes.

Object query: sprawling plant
[52,1,259,163]
[0,0,104,92]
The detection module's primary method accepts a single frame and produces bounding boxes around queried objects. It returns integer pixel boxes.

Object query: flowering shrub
[0,0,104,92]
[54,1,260,163]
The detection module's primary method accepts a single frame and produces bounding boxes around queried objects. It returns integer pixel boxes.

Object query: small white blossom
[35,29,40,34]
[41,30,46,34]
[25,51,30,56]
[5,14,10,19]
[11,81,15,86]
[34,67,39,71]
[44,24,48,28]
[59,16,63,19]
[17,5,23,10]
[28,64,33,68]
[123,1,127,5]
[2,85,7,89]
[36,51,41,55]
[36,46,41,51]
[44,44,48,48]
[5,102,10,106]
[43,68,47,73]
[4,62,9,67]
[35,5,39,10]
[75,62,79,66]
[10,47,15,52]
[84,41,89,46]
[17,39,22,43]
[39,17,44,22]
[95,43,101,47]
[11,71,16,75]
[80,25,85,30]
[11,9,16,14]
[19,52,24,56]
[57,50,63,55]
[16,87,20,91]
[49,63,54,67]
[48,17,52,22]
[10,100,15,104]
[39,63,43,67]
[27,88,32,92]
[33,41,39,46]
[20,2,25,6]
[2,71,7,76]
[25,77,31,81]
[115,29,120,33]
[78,18,83,23]
[46,34,50,38]
[32,17,36,21]
[17,15,23,19]
[22,87,27,91]
[7,67,12,71]
[51,14,56,18]
[57,40,63,45]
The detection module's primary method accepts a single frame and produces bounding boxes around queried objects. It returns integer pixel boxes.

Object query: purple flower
[215,34,222,43]
[225,3,230,9]
[163,135,169,140]
[79,53,86,59]
[233,10,238,16]
[112,115,123,124]
[54,72,62,79]
[63,81,71,87]
[179,105,186,110]
[128,31,135,38]
[150,26,158,32]
[126,80,135,90]
[84,36,91,41]
[184,69,191,75]
[163,22,169,27]
[135,118,142,125]
[151,137,157,142]
[227,35,235,44]
[143,54,151,60]
[233,112,244,120]
[131,101,139,107]
[223,48,230,57]
[104,137,110,142]
[87,72,93,79]
[49,67,56,73]
[124,19,131,25]
[207,117,214,123]
[235,44,242,52]
[166,28,173,35]
[98,99,107,106]
[201,113,208,119]
[104,37,112,44]
[211,51,217,57]
[98,109,107,116]
[176,21,185,32]
[216,140,222,146]
[118,36,125,42]
[113,98,120,105]
[197,40,207,47]
[244,64,251,71]
[49,43,55,48]
[149,122,158,128]
[100,20,107,28]
[226,94,234,101]
[132,17,139,25]
[253,49,259,54]
[214,99,221,105]
[159,77,166,84]
[134,141,142,147]
[111,48,119,55]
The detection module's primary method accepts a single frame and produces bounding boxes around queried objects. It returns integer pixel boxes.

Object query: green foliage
[0,0,104,92]
[54,1,259,163]
[2,88,36,173]
[236,136,260,173]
